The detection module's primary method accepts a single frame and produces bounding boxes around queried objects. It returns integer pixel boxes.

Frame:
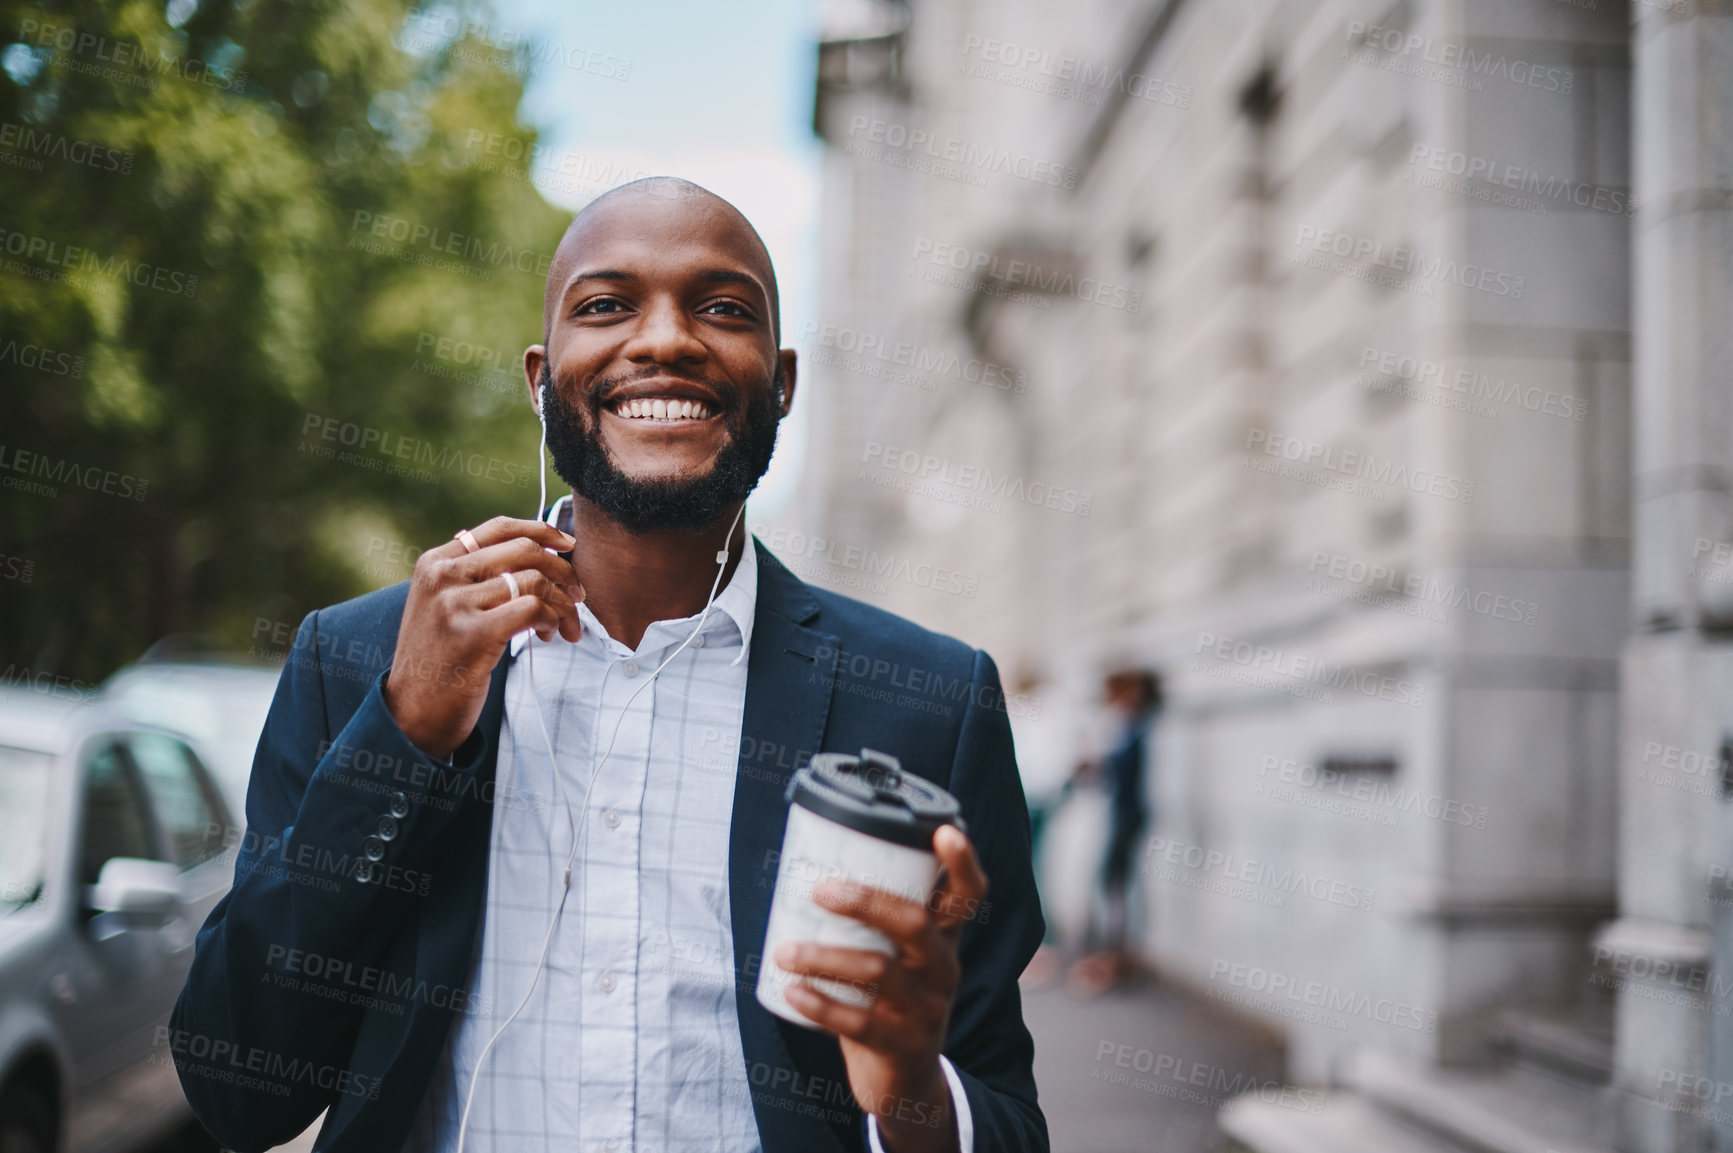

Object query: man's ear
[777,348,797,417]
[524,345,547,414]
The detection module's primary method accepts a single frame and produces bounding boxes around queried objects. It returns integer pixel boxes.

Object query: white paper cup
[756,748,963,1028]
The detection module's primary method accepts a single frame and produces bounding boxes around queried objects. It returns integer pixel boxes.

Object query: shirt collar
[509,495,758,666]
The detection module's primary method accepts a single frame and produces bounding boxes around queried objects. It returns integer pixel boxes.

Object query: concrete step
[1342,1049,1617,1153]
[1220,1091,1464,1153]
[1496,1006,1614,1084]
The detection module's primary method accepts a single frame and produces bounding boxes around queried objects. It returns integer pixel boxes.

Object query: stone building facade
[783,0,1733,1149]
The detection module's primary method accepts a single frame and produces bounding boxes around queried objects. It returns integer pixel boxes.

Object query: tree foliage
[0,0,570,681]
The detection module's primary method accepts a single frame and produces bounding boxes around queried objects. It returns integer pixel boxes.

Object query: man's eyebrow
[568,268,634,283]
[697,268,765,294]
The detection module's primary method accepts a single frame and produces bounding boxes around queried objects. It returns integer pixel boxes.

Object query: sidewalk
[1022,973,1287,1153]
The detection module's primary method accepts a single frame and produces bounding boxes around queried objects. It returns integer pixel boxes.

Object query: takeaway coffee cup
[757,747,965,1028]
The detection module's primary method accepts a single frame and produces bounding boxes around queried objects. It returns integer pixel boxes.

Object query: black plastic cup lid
[785,748,965,850]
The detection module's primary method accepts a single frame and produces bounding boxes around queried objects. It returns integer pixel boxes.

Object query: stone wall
[791,0,1646,1088]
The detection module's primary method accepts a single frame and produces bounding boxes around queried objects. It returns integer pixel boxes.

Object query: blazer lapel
[729,542,860,1152]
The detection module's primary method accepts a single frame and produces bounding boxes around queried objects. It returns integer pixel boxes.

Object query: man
[171,178,1047,1153]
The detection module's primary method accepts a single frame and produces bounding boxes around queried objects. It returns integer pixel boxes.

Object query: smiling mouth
[608,397,718,423]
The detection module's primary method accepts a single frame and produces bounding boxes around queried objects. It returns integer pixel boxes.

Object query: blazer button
[353,860,377,884]
[363,836,386,862]
[376,816,399,842]
[389,791,410,818]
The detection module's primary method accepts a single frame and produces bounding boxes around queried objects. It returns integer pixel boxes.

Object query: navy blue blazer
[171,540,1048,1152]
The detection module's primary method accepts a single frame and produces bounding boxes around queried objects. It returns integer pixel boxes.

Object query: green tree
[0,0,570,682]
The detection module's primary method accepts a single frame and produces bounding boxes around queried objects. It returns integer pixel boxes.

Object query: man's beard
[539,362,782,534]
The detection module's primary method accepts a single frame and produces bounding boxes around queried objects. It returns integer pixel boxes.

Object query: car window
[79,742,160,887]
[0,745,52,912]
[125,733,229,871]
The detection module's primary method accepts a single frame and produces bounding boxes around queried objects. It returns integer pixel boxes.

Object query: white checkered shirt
[403,501,971,1153]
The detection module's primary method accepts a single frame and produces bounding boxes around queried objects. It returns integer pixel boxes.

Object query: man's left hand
[774,824,987,1153]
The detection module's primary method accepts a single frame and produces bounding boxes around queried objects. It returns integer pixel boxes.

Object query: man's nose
[622,295,707,365]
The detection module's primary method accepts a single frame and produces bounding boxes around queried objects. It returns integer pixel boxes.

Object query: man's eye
[577,298,626,316]
[703,300,751,318]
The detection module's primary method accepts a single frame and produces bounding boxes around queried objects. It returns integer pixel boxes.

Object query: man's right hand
[383,516,584,758]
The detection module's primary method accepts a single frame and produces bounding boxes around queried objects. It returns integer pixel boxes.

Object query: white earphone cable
[455,391,743,1152]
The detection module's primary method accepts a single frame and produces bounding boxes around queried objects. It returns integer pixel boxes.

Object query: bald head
[542,177,781,345]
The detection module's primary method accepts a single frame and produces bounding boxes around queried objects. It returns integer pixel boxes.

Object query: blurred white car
[98,660,279,816]
[0,657,277,1153]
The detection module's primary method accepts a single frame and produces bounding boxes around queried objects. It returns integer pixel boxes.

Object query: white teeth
[615,397,711,420]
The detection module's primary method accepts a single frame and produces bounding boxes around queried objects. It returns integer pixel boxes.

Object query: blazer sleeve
[940,650,1050,1152]
[168,609,489,1152]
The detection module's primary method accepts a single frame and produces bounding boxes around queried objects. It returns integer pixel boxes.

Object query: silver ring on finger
[455,528,481,554]
[501,570,521,601]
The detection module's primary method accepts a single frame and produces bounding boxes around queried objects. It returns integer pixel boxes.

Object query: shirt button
[621,659,639,678]
[689,634,705,649]
[603,808,621,829]
[597,971,616,994]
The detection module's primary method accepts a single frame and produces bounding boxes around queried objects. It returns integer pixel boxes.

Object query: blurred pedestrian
[1069,668,1161,995]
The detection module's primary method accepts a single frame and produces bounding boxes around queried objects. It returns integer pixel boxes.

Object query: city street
[1023,976,1284,1153]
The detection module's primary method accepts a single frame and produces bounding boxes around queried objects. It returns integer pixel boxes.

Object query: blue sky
[492,0,823,510]
[508,0,818,158]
